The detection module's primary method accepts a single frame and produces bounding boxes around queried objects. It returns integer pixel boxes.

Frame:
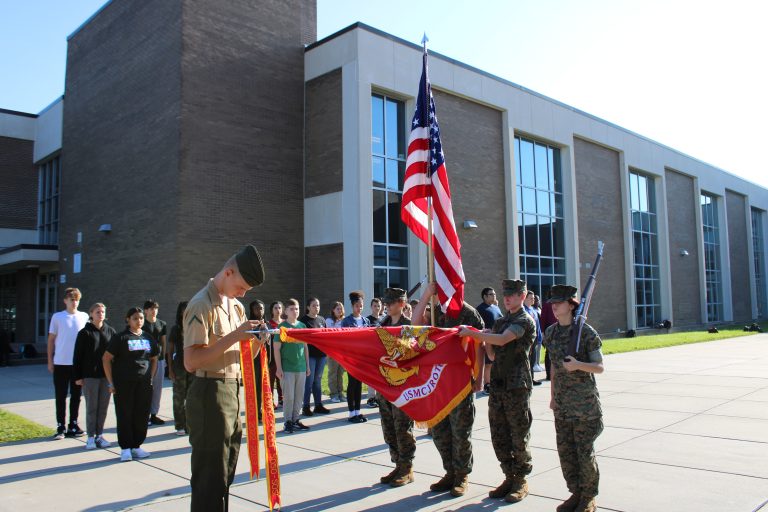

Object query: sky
[1,0,766,186]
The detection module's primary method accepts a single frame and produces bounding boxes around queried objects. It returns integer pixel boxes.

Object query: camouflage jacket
[543,322,603,420]
[490,308,535,390]
[436,302,485,330]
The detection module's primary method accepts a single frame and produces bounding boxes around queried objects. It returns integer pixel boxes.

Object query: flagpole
[422,33,436,327]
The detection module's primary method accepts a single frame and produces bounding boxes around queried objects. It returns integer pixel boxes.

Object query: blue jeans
[303,356,327,408]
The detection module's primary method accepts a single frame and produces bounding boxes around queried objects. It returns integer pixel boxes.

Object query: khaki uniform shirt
[183,279,246,378]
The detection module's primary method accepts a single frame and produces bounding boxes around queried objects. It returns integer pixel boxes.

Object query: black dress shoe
[302,406,314,416]
[294,420,310,431]
[358,414,368,422]
[532,380,542,386]
[314,404,331,414]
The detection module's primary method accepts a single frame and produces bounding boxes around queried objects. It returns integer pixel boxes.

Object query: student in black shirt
[299,297,330,416]
[103,307,159,462]
[73,303,117,450]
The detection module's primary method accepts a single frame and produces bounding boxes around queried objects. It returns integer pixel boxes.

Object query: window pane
[534,143,548,189]
[514,137,522,184]
[385,99,399,157]
[520,139,535,187]
[388,269,409,290]
[371,96,384,155]
[524,214,538,254]
[522,188,536,213]
[374,268,387,299]
[536,190,549,216]
[387,192,406,244]
[373,157,385,187]
[538,218,552,257]
[374,245,386,266]
[373,190,386,242]
[386,159,399,191]
[388,246,407,267]
[397,160,406,191]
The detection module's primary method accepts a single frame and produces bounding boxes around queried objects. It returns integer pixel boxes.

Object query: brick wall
[432,90,505,305]
[726,190,752,321]
[60,0,183,320]
[60,0,316,318]
[305,69,342,198]
[177,0,316,308]
[574,138,627,332]
[0,136,36,230]
[665,170,702,326]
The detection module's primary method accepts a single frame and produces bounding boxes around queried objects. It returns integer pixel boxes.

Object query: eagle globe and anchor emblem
[376,326,437,386]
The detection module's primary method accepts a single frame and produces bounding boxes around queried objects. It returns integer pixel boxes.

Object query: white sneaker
[132,447,151,459]
[120,449,133,462]
[86,436,97,450]
[175,429,186,436]
[331,396,341,403]
[95,436,111,448]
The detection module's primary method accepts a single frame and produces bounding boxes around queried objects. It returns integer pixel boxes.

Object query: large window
[701,193,723,322]
[37,273,58,339]
[0,274,16,340]
[629,171,660,328]
[371,94,408,298]
[752,208,766,318]
[38,156,60,245]
[515,136,565,296]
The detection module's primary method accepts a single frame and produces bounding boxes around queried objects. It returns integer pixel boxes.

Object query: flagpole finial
[421,32,429,49]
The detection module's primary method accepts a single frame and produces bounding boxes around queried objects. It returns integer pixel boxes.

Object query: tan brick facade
[573,138,627,332]
[665,170,702,326]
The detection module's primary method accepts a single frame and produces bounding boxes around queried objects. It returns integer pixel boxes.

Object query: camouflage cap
[382,287,407,304]
[235,245,265,287]
[501,279,527,296]
[547,284,579,304]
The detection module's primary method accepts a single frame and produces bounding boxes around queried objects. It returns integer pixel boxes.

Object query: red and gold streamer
[239,340,281,510]
[260,345,281,510]
[238,339,260,479]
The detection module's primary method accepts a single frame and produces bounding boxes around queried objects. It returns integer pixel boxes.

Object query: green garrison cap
[382,287,407,304]
[502,279,527,296]
[547,285,579,304]
[235,245,265,287]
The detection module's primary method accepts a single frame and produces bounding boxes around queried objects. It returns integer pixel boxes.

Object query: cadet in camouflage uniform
[414,283,484,497]
[376,288,416,487]
[543,285,604,512]
[459,279,535,503]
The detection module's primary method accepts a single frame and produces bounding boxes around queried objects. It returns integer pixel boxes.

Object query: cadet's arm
[563,357,604,374]
[458,327,517,346]
[184,320,258,373]
[273,340,283,379]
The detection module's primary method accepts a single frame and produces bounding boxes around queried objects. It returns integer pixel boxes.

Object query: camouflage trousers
[172,359,194,431]
[489,386,532,477]
[555,416,603,497]
[432,392,475,475]
[377,393,416,465]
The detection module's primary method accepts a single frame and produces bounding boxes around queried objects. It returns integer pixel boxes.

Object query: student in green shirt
[273,298,310,433]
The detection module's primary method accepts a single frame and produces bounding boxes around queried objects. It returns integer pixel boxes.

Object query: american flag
[401,50,465,318]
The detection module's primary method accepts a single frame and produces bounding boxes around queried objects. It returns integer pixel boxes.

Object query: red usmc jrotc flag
[280,326,479,426]
[401,47,466,318]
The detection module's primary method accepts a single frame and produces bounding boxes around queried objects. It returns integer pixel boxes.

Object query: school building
[1,0,766,356]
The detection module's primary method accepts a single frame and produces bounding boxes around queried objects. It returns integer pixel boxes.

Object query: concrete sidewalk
[1,335,768,511]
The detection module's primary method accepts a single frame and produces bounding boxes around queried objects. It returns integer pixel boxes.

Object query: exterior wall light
[463,220,478,229]
[98,224,112,233]
[680,249,689,256]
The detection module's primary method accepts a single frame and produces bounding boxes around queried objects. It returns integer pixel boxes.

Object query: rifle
[406,275,428,299]
[566,241,605,359]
